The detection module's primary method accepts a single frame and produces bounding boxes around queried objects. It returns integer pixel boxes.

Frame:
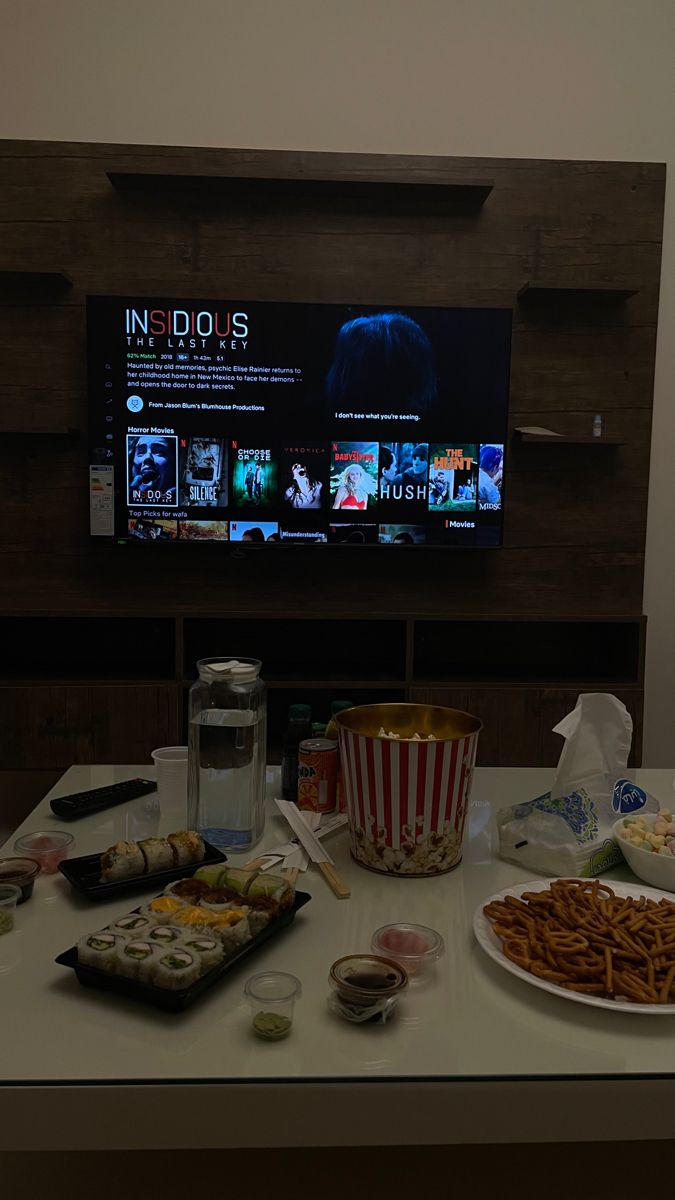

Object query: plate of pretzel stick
[474,877,675,1013]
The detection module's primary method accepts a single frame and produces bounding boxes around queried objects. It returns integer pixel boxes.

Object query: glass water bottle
[187,657,267,851]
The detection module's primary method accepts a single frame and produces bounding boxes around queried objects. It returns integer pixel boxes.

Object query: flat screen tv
[87,296,511,547]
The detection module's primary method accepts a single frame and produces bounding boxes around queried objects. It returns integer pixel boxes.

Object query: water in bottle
[188,658,266,851]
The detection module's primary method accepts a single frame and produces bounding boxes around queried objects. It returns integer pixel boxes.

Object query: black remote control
[50,778,158,821]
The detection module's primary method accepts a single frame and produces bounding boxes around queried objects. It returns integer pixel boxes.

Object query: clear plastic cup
[371,924,445,979]
[151,745,188,806]
[14,831,74,875]
[244,971,301,1040]
[0,884,20,935]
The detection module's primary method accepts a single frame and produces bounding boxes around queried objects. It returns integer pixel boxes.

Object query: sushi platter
[59,830,226,901]
[56,863,310,1012]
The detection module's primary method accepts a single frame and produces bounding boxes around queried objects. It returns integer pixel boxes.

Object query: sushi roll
[199,887,250,914]
[100,840,145,884]
[247,873,295,910]
[209,909,251,954]
[116,939,161,982]
[140,895,186,923]
[173,905,219,932]
[138,837,174,874]
[154,948,200,990]
[109,912,155,940]
[148,923,184,949]
[163,878,211,903]
[217,867,259,895]
[77,930,123,973]
[179,934,223,974]
[167,831,205,866]
[193,864,226,887]
[245,896,278,936]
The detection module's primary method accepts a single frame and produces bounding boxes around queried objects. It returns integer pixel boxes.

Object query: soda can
[297,738,338,813]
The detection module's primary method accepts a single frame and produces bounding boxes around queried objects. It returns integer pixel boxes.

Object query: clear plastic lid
[371,924,444,972]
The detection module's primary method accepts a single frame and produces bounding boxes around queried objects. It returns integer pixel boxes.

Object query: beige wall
[1,0,673,763]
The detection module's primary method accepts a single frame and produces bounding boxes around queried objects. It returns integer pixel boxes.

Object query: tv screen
[87,296,511,547]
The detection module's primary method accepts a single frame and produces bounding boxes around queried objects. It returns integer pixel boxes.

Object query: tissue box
[498,778,660,878]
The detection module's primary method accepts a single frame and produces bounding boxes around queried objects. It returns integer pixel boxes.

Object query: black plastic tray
[55,891,310,1012]
[58,842,227,901]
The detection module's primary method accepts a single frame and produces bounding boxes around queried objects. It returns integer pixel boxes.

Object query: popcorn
[351,821,461,876]
[377,727,437,741]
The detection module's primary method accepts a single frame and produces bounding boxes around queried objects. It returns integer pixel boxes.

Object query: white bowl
[613,816,675,892]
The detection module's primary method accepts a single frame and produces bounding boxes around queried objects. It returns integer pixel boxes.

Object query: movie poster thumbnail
[328,523,378,545]
[179,437,228,507]
[127,433,179,506]
[428,444,478,512]
[478,443,504,511]
[379,442,429,502]
[231,444,278,510]
[330,442,379,512]
[229,520,280,543]
[178,520,229,541]
[127,517,178,541]
[279,525,328,543]
[378,524,426,545]
[280,444,328,511]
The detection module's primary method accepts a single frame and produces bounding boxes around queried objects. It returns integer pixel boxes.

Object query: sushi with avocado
[193,864,226,888]
[77,930,124,973]
[215,867,259,894]
[247,874,294,909]
[179,934,223,972]
[147,923,184,948]
[109,913,155,939]
[116,939,161,982]
[154,948,201,990]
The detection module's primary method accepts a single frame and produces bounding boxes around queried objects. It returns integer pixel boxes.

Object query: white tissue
[497,692,656,878]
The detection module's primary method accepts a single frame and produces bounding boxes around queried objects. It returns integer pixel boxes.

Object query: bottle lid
[198,657,261,683]
[289,703,311,719]
[330,700,354,715]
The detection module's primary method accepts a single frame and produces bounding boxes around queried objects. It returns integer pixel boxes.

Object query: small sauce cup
[0,884,21,935]
[371,923,445,978]
[244,971,301,1040]
[0,857,41,903]
[14,831,74,875]
[329,954,408,1023]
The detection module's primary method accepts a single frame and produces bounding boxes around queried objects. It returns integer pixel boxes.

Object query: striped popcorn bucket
[336,703,482,876]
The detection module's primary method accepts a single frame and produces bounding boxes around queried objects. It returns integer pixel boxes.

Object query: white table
[2,764,675,1151]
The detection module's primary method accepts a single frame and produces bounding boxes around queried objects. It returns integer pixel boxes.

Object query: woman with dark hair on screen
[241,526,265,543]
[284,461,323,509]
[326,313,437,418]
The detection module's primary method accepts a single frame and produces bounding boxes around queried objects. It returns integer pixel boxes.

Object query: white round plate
[474,878,675,1015]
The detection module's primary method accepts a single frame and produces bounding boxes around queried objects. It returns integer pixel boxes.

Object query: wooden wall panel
[0,141,664,769]
[0,686,179,768]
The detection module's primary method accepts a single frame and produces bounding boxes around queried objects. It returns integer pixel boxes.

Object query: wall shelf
[518,280,639,301]
[0,270,72,289]
[0,427,81,438]
[513,432,623,446]
[106,170,493,207]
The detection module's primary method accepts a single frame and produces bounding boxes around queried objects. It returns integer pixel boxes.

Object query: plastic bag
[497,694,657,877]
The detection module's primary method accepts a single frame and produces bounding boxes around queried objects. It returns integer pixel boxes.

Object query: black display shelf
[0,270,72,288]
[106,170,493,207]
[518,280,639,301]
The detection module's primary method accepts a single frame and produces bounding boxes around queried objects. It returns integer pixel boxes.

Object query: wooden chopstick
[282,866,300,886]
[242,856,269,871]
[318,861,350,899]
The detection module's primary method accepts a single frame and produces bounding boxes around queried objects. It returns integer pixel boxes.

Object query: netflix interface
[87,296,511,547]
